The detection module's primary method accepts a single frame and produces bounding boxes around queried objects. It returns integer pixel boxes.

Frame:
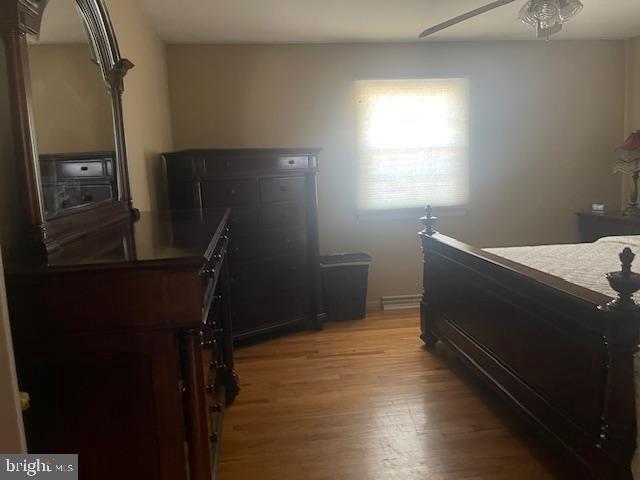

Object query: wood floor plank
[220,310,574,479]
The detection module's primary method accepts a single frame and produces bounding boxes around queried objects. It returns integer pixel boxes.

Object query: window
[355,78,469,212]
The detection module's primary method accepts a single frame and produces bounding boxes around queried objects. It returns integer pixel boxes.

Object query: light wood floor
[220,310,571,479]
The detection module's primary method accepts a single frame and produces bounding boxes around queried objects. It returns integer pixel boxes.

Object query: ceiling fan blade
[419,0,518,38]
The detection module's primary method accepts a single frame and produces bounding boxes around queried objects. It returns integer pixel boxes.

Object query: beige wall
[106,0,173,211]
[29,44,115,155]
[167,41,626,301]
[626,37,640,132]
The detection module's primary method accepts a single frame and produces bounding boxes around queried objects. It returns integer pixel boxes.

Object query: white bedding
[485,235,640,300]
[486,235,640,479]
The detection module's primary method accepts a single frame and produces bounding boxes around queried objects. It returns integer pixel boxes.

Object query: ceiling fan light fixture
[417,0,583,41]
[517,0,582,39]
[559,0,583,22]
[536,22,563,40]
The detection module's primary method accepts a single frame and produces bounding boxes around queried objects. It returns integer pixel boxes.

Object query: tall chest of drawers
[163,148,325,340]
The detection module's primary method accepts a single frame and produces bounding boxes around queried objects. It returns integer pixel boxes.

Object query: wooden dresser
[5,209,238,480]
[163,148,325,340]
[576,211,640,242]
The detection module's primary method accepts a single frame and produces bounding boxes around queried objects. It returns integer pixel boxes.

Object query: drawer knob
[80,166,88,171]
[206,318,218,328]
[203,266,215,277]
[288,159,295,165]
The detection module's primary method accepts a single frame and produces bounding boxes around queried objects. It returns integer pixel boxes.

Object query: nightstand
[576,211,640,242]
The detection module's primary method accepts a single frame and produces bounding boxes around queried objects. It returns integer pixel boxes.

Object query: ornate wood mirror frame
[0,0,136,256]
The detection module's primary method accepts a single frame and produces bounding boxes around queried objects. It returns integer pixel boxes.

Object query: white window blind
[355,78,469,211]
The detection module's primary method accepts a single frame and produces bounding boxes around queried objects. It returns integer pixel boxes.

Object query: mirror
[0,0,134,255]
[28,0,117,219]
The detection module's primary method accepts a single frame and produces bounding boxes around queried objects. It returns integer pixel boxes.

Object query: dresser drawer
[259,203,306,229]
[202,154,311,175]
[262,229,307,256]
[229,235,261,261]
[78,185,113,204]
[229,207,257,233]
[232,288,308,334]
[204,155,262,174]
[265,256,307,291]
[263,289,308,322]
[277,156,310,169]
[229,264,261,294]
[44,184,114,213]
[57,160,107,178]
[201,179,258,207]
[260,177,305,203]
[229,256,307,296]
[230,302,259,334]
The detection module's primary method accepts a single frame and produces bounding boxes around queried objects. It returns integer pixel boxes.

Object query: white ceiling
[135,0,640,44]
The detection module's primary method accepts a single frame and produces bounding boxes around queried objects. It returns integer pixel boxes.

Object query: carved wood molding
[0,0,48,38]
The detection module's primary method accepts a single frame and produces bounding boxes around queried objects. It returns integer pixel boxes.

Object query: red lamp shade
[615,131,640,163]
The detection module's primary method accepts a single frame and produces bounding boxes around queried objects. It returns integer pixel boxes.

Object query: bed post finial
[603,247,640,312]
[596,247,640,474]
[420,205,438,236]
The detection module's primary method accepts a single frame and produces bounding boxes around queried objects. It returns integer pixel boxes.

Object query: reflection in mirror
[28,0,117,219]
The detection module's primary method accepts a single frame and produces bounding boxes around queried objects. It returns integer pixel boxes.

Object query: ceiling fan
[419,0,584,41]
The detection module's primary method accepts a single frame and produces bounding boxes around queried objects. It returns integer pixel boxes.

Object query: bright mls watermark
[0,455,77,479]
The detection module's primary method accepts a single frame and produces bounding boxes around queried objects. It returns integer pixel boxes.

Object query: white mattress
[486,236,640,479]
[485,235,640,300]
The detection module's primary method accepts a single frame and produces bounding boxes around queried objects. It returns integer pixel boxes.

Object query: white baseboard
[381,294,421,311]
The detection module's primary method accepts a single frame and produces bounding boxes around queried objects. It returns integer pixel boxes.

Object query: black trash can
[320,253,372,321]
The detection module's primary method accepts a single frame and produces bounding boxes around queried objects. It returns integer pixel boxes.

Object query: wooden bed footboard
[419,207,640,479]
